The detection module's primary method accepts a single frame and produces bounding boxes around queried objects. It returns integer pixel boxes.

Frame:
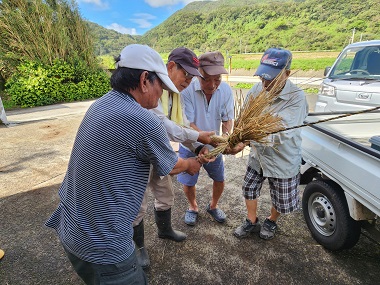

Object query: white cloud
[106,23,137,35]
[78,0,109,9]
[130,13,157,29]
[144,0,216,8]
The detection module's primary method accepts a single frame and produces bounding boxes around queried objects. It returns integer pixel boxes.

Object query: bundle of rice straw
[205,69,288,158]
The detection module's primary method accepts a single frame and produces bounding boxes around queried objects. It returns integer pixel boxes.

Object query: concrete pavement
[5,100,95,124]
[1,96,379,285]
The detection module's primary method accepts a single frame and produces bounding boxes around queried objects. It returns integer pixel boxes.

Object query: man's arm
[150,104,199,143]
[220,83,235,135]
[271,90,308,144]
[170,157,201,176]
[189,122,201,132]
[221,119,233,135]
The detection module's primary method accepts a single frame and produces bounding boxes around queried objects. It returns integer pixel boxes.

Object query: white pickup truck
[300,111,380,250]
[300,40,380,251]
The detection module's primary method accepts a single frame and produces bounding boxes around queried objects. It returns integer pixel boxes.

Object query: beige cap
[199,51,228,75]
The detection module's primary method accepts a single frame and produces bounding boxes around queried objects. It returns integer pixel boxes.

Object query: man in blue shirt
[46,44,202,285]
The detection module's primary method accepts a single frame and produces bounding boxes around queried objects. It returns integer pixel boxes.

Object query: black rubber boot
[154,208,187,242]
[133,220,150,270]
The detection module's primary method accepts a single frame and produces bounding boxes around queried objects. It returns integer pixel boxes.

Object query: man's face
[260,70,290,93]
[143,73,164,109]
[167,62,194,92]
[198,68,222,96]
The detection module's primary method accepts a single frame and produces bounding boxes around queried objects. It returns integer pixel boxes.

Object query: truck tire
[302,180,361,251]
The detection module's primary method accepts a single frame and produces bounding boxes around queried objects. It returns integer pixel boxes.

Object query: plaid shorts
[242,166,300,214]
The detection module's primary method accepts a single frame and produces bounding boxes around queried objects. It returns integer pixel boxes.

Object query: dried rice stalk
[205,69,288,158]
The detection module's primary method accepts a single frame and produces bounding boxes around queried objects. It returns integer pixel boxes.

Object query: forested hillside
[87,22,140,56]
[89,0,379,56]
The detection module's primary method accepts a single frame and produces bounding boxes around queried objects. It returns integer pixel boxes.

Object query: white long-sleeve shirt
[150,91,199,144]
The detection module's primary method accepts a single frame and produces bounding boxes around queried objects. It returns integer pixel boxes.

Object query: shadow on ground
[1,155,379,285]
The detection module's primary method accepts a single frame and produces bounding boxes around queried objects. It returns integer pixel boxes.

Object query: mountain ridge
[89,0,379,56]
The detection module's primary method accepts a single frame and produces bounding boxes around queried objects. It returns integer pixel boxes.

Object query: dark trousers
[63,245,147,285]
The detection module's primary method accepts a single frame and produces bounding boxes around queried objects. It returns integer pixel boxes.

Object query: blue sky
[77,0,215,35]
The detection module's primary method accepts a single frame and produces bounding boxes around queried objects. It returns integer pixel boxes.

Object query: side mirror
[324,67,331,77]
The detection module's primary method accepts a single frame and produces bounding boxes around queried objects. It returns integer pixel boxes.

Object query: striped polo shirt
[46,90,178,264]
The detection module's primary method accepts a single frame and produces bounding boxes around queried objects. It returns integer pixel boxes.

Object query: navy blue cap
[254,48,292,80]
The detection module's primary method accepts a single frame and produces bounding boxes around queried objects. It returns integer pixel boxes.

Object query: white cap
[116,44,179,93]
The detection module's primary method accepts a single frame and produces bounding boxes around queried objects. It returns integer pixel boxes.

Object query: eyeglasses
[176,64,193,80]
[183,69,194,80]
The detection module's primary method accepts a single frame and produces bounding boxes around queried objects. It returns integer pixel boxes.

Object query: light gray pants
[133,166,174,227]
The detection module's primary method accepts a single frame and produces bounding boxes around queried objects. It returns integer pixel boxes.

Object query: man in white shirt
[178,51,234,227]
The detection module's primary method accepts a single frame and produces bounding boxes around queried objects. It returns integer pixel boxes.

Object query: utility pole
[351,28,356,44]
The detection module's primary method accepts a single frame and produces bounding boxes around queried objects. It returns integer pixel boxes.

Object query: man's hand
[185,157,202,175]
[223,142,246,155]
[197,131,216,145]
[197,146,216,164]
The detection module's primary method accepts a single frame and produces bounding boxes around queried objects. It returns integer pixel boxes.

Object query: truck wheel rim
[308,193,336,236]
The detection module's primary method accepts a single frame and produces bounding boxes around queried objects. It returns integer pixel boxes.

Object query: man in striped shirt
[46,44,203,285]
[132,47,216,269]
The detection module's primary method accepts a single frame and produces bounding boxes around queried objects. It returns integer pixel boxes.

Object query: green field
[3,51,337,110]
[100,51,340,71]
[226,51,339,71]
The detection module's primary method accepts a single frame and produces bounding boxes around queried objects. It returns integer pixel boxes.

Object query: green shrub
[5,59,110,107]
[98,55,116,70]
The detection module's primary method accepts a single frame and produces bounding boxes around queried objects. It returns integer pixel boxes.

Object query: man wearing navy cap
[234,47,308,240]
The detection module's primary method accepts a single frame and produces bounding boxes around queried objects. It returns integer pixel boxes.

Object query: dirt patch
[0,115,81,198]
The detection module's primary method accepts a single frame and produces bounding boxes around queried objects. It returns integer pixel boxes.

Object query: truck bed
[301,112,380,217]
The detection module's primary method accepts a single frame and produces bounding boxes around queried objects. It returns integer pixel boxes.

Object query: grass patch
[227,51,339,70]
[234,82,254,89]
[230,57,336,71]
[3,100,19,110]
[233,84,320,96]
[304,87,319,94]
[100,51,339,71]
